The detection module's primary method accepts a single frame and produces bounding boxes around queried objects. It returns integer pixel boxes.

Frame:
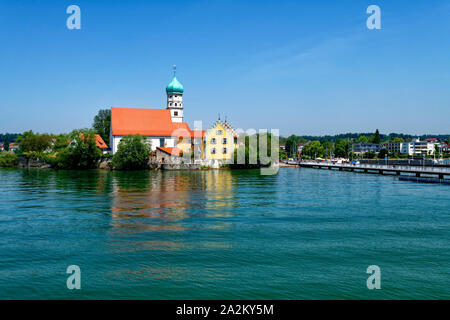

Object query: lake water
[0,167,449,299]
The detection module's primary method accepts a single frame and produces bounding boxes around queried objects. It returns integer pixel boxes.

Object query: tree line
[282,129,450,159]
[280,132,449,145]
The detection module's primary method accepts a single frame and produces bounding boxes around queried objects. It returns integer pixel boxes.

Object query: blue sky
[0,0,449,136]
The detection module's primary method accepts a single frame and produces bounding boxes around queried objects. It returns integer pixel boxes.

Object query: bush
[0,152,18,167]
[111,135,151,170]
[23,151,44,159]
[52,134,70,152]
[18,130,51,153]
[54,131,102,169]
[42,153,59,167]
[378,148,388,159]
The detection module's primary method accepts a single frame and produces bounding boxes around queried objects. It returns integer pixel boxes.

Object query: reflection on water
[110,170,236,227]
[108,170,241,259]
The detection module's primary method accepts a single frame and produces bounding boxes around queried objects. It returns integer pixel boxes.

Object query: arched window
[175,103,177,106]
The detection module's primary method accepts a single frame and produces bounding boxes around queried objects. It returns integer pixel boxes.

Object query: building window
[216,130,222,135]
[223,148,227,154]
[160,138,165,147]
[211,148,216,154]
[222,138,227,144]
[170,102,172,106]
[175,103,177,106]
[174,111,178,116]
[211,138,216,144]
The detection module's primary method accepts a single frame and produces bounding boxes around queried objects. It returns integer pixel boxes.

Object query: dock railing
[300,161,450,175]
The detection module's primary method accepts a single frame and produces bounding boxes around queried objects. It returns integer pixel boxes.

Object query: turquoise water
[0,167,449,299]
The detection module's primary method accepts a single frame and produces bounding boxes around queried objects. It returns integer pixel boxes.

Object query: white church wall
[111,136,175,154]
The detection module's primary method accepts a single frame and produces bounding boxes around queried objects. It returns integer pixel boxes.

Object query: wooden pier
[299,161,450,180]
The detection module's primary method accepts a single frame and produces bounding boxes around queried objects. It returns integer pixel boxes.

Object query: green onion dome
[166,74,184,94]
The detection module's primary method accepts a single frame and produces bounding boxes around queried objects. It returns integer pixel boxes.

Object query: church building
[109,66,236,164]
[110,66,194,154]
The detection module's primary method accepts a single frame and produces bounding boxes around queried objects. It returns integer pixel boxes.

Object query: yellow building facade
[205,120,237,162]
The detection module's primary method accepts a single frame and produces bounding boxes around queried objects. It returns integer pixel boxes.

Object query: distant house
[381,142,402,154]
[353,143,381,154]
[8,143,19,151]
[70,134,109,154]
[297,142,309,154]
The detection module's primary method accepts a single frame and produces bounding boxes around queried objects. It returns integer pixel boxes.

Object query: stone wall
[161,164,200,170]
[17,156,51,169]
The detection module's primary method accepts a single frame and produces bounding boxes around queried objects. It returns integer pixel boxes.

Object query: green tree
[285,135,298,157]
[373,129,381,144]
[357,135,368,143]
[321,140,334,158]
[56,130,102,169]
[392,137,404,143]
[435,144,441,157]
[302,141,324,159]
[93,109,111,145]
[364,151,376,159]
[334,139,350,158]
[3,134,10,151]
[0,152,18,167]
[18,130,52,153]
[112,134,151,170]
[378,148,388,159]
[53,134,70,151]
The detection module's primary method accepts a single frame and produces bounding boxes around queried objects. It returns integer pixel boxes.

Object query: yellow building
[205,120,237,162]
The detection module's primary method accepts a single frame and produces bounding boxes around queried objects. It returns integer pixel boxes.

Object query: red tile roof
[110,107,209,140]
[156,147,182,157]
[94,134,108,149]
[112,108,178,136]
[78,134,108,149]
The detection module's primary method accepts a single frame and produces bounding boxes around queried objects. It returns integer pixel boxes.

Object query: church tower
[166,65,184,123]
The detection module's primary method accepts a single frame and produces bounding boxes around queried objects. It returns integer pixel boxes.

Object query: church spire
[166,65,184,123]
